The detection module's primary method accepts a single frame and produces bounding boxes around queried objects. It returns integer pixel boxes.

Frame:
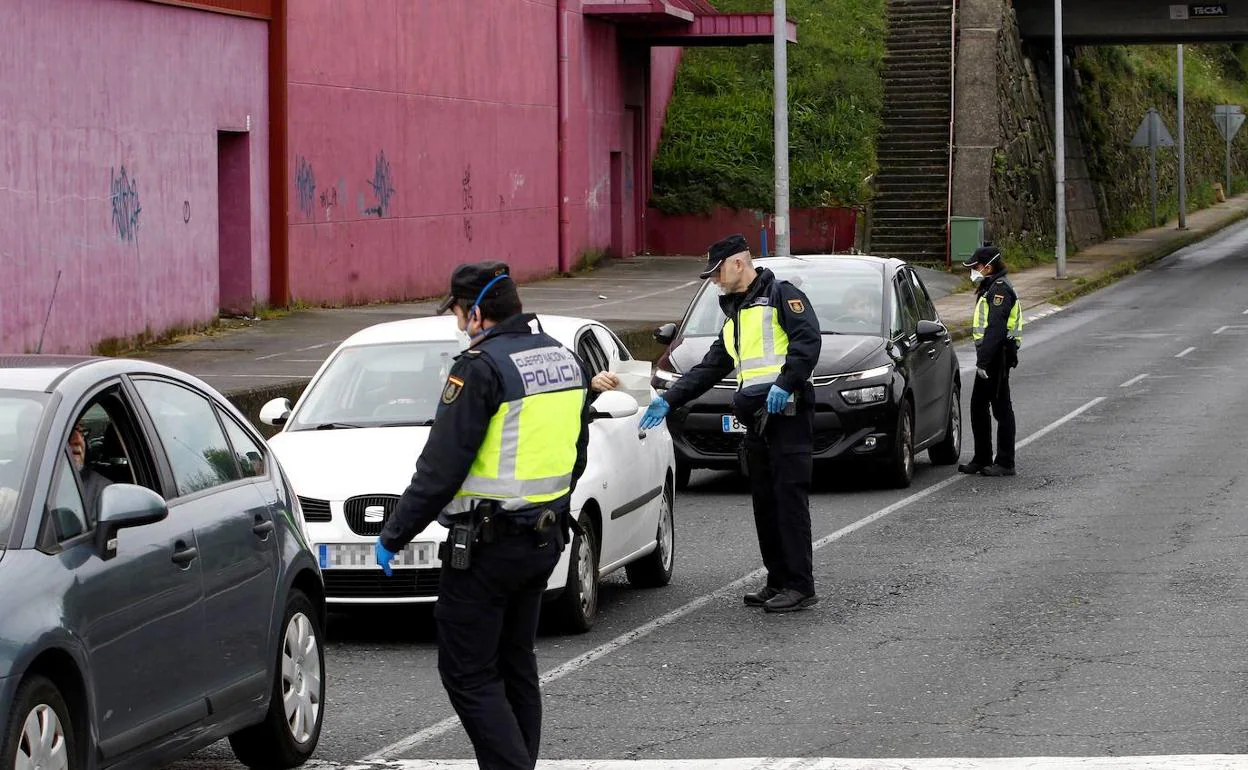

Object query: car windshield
[287,341,463,431]
[680,260,886,337]
[0,391,49,547]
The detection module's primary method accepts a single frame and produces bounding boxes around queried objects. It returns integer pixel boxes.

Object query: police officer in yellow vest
[640,234,822,612]
[376,262,591,770]
[958,245,1022,477]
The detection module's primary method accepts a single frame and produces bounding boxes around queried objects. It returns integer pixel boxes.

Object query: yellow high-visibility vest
[723,304,789,389]
[447,333,585,515]
[972,280,1023,347]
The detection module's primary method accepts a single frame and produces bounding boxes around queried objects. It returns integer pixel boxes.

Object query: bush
[651,0,886,214]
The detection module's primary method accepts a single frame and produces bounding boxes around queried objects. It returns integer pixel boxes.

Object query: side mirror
[94,484,169,561]
[259,397,293,427]
[916,319,946,342]
[653,322,677,346]
[590,390,640,421]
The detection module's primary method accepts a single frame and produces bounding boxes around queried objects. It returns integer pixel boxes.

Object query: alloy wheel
[15,704,68,770]
[282,612,322,745]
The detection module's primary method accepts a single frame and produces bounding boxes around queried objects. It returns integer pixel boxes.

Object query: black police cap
[961,245,1002,269]
[436,261,513,315]
[699,234,750,279]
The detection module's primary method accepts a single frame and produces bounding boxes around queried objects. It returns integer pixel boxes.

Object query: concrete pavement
[139,192,1248,421]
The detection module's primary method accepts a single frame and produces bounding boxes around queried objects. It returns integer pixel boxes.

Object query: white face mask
[970,269,985,284]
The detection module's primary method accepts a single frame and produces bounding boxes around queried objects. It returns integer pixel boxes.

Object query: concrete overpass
[1015,0,1248,43]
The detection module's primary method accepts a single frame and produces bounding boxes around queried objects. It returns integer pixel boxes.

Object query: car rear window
[680,261,886,337]
[0,391,50,546]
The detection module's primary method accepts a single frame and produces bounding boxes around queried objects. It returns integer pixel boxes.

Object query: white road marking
[197,373,308,379]
[1214,325,1230,334]
[255,341,337,361]
[1242,308,1248,314]
[560,281,699,312]
[1176,346,1197,358]
[363,398,1108,762]
[316,754,1248,769]
[1119,373,1149,388]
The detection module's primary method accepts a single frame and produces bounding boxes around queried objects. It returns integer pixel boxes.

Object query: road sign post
[1131,108,1175,228]
[1213,105,1245,197]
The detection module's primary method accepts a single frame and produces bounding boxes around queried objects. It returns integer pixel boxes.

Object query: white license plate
[317,542,437,569]
[721,415,746,433]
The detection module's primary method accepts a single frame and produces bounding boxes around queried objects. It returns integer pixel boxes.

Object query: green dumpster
[949,216,985,265]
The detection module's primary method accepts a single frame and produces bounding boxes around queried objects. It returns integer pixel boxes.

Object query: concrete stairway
[869,0,954,264]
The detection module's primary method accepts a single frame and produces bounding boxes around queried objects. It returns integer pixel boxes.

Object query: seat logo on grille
[364,505,386,523]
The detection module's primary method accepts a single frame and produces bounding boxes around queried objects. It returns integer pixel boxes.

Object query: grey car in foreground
[0,356,326,770]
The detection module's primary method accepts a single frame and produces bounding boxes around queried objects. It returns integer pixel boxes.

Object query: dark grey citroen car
[0,355,325,769]
[651,255,962,489]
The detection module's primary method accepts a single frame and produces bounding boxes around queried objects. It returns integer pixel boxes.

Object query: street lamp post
[1054,0,1067,279]
[1178,44,1187,230]
[774,0,791,258]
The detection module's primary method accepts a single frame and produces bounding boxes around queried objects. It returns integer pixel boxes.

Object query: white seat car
[259,314,676,632]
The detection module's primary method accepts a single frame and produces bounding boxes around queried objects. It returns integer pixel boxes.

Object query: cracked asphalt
[175,222,1248,767]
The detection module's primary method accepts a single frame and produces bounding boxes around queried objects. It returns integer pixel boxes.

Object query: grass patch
[652,0,886,214]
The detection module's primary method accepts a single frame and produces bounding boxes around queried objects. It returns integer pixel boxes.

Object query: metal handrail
[944,0,959,267]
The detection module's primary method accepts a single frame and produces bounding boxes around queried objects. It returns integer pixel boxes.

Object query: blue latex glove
[639,397,670,429]
[375,539,397,577]
[766,384,790,414]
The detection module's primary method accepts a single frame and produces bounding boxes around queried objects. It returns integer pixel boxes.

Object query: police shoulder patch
[787,298,805,313]
[441,375,465,404]
[993,294,1005,306]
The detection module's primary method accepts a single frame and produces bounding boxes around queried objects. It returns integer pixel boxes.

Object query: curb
[940,206,1248,343]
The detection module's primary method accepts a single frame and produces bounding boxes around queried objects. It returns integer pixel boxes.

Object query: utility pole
[1178,44,1187,229]
[1054,0,1067,279]
[773,0,791,257]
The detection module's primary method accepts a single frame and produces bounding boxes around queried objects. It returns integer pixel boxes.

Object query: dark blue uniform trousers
[435,531,562,770]
[744,405,816,596]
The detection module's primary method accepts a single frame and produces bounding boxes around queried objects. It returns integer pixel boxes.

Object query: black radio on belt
[448,521,474,570]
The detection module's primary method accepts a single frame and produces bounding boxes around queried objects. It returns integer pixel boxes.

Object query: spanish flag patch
[442,375,465,404]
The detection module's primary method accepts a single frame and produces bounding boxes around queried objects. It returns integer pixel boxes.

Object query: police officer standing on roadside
[375,261,591,770]
[640,234,822,612]
[958,245,1022,477]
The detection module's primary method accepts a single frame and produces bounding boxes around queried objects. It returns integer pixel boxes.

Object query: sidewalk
[141,194,1248,421]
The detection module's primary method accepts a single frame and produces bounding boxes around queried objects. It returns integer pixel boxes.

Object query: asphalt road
[174,222,1248,768]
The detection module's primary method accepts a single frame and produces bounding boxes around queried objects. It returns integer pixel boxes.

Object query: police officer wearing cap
[375,261,592,770]
[959,245,1022,477]
[640,234,822,612]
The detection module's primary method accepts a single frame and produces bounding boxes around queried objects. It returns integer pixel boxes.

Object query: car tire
[883,403,914,489]
[553,512,599,633]
[4,675,77,770]
[625,482,675,588]
[927,382,962,466]
[229,589,325,769]
[674,461,692,491]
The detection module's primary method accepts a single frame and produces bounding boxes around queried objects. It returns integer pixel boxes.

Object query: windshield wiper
[314,422,364,430]
[379,420,435,427]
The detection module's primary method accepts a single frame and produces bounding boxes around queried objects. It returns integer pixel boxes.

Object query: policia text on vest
[656,255,823,613]
[378,303,593,770]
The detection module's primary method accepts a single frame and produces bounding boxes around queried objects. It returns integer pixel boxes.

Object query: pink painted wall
[646,206,859,256]
[286,0,681,303]
[0,0,270,354]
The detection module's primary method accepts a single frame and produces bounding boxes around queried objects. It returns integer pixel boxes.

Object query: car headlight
[812,364,893,387]
[652,367,681,389]
[840,385,887,405]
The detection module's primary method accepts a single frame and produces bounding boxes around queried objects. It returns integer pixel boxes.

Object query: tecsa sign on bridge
[1171,4,1228,18]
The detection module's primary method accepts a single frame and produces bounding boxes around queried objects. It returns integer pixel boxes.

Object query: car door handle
[252,518,275,537]
[927,347,938,359]
[171,542,199,567]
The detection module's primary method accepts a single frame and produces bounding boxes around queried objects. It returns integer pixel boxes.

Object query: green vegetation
[651,0,886,214]
[1075,44,1248,238]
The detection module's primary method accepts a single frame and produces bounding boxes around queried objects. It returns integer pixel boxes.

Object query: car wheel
[625,482,675,588]
[4,675,76,770]
[229,589,325,769]
[883,403,914,489]
[674,461,692,491]
[553,512,599,633]
[927,382,962,465]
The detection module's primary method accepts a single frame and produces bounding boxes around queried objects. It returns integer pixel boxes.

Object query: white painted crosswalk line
[313,756,1248,770]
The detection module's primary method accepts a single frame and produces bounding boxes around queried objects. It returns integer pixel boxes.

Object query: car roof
[753,254,902,272]
[0,354,223,396]
[0,355,101,392]
[338,313,600,348]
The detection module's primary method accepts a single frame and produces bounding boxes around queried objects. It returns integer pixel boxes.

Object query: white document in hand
[614,360,654,405]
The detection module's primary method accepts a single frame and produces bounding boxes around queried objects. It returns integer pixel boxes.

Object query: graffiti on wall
[461,164,474,242]
[109,165,141,242]
[295,155,317,219]
[363,150,394,218]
